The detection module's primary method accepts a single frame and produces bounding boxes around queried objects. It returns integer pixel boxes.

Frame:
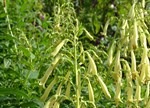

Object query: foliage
[39,2,114,107]
[0,0,46,107]
[0,0,150,108]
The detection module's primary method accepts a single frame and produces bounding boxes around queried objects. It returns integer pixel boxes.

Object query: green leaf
[0,13,6,18]
[4,58,11,68]
[19,46,30,57]
[30,52,35,60]
[0,35,16,40]
[29,70,39,79]
[94,19,100,34]
[0,88,28,98]
[19,99,44,108]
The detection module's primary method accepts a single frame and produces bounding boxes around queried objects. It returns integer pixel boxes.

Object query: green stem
[74,20,80,108]
[3,1,17,53]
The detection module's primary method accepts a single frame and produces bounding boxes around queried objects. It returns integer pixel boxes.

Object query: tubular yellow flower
[107,41,116,66]
[83,28,94,40]
[114,50,121,72]
[87,78,95,102]
[114,78,122,106]
[51,39,68,57]
[142,0,145,8]
[140,48,149,83]
[122,19,128,30]
[131,49,138,79]
[139,63,146,84]
[141,47,148,64]
[146,57,150,81]
[122,60,133,103]
[113,50,122,80]
[53,102,60,108]
[64,71,70,84]
[144,81,150,105]
[56,83,62,95]
[96,75,111,99]
[128,3,135,19]
[39,55,61,88]
[40,77,58,101]
[131,19,138,49]
[139,9,144,20]
[44,95,57,108]
[139,26,147,48]
[49,83,63,108]
[134,79,142,102]
[103,19,110,36]
[121,19,127,38]
[146,66,150,81]
[86,51,97,75]
[127,86,133,103]
[125,65,132,86]
[65,81,71,97]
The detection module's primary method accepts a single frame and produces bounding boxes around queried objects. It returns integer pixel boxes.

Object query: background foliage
[0,0,150,108]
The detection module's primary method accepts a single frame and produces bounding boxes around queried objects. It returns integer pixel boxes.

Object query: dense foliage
[0,0,150,108]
